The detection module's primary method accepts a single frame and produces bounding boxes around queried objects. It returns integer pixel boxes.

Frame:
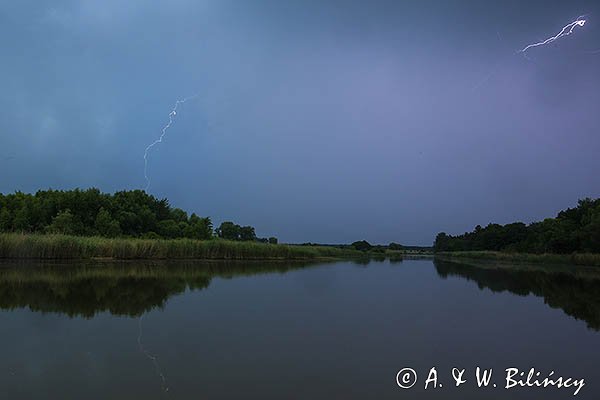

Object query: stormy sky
[1,0,599,245]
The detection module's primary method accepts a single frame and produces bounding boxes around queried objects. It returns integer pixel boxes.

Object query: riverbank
[0,233,362,260]
[435,251,600,267]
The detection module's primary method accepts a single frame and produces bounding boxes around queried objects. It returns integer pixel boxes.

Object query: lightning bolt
[474,16,588,91]
[518,17,586,54]
[143,94,199,191]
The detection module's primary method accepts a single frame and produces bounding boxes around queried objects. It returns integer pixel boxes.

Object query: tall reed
[0,233,360,260]
[435,250,600,267]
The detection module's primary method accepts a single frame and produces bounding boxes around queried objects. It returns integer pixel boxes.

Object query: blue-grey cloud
[1,0,599,244]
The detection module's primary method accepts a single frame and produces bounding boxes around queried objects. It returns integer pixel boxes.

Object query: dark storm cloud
[1,0,599,244]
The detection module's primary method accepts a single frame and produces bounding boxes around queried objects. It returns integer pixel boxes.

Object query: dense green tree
[578,206,600,252]
[351,240,372,252]
[157,220,181,239]
[0,208,11,231]
[434,198,600,254]
[388,242,403,251]
[117,211,142,236]
[184,214,213,240]
[137,206,158,234]
[239,226,256,241]
[268,237,278,244]
[47,210,82,235]
[0,188,263,242]
[216,221,241,240]
[170,208,188,223]
[95,208,121,237]
[13,207,31,231]
[434,233,450,252]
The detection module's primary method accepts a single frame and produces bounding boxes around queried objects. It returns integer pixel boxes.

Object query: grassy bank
[0,233,362,260]
[435,251,600,267]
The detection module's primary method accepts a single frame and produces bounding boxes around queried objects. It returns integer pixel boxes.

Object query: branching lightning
[474,16,588,91]
[143,94,199,191]
[518,17,586,54]
[139,18,588,187]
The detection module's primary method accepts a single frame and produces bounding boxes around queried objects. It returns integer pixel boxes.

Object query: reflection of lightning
[137,315,169,393]
[143,94,198,191]
[519,17,586,54]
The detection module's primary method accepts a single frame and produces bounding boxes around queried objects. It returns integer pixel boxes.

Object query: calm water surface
[1,258,599,399]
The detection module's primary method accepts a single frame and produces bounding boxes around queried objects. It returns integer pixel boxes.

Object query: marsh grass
[0,233,360,260]
[435,251,600,267]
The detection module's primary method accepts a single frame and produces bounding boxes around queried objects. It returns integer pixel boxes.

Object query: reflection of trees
[0,261,317,318]
[434,258,600,331]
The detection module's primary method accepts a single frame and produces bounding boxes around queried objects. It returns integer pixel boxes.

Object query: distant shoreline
[435,251,600,267]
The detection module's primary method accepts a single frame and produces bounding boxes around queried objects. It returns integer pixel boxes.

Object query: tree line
[434,198,600,254]
[0,188,275,242]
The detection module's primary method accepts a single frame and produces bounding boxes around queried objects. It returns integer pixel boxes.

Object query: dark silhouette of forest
[434,198,600,254]
[0,188,270,242]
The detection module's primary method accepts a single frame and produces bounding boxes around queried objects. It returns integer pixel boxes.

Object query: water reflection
[434,258,600,330]
[1,258,600,399]
[0,261,320,318]
[2,257,598,334]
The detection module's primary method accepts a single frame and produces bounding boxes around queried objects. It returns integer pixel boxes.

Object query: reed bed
[0,233,359,260]
[435,251,600,267]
